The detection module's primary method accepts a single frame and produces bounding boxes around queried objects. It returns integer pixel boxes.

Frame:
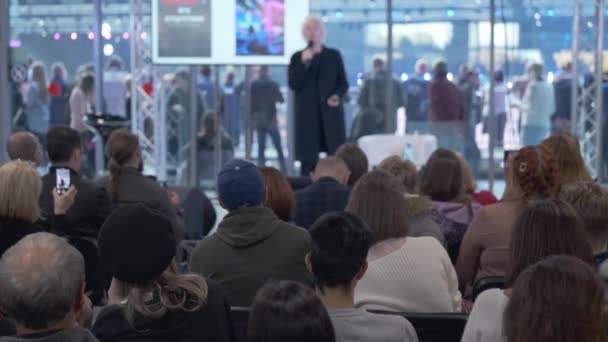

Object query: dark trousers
[257,126,285,172]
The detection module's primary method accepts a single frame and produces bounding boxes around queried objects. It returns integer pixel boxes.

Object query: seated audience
[190,159,312,306]
[104,129,183,240]
[347,170,461,313]
[459,154,498,206]
[377,156,444,245]
[0,233,95,342]
[461,198,593,342]
[248,281,335,342]
[307,212,419,342]
[504,256,605,342]
[92,204,234,342]
[418,148,481,261]
[5,131,42,167]
[456,145,560,291]
[540,133,592,185]
[39,126,111,237]
[259,166,294,222]
[0,161,74,256]
[560,181,608,267]
[335,143,369,186]
[198,112,234,153]
[294,157,351,229]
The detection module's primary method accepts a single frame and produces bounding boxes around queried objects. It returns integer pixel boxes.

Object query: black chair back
[472,276,506,301]
[369,310,468,342]
[231,307,250,342]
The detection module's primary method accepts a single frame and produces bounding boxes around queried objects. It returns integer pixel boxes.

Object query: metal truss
[571,0,605,180]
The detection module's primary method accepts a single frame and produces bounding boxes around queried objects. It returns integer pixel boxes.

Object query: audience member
[520,63,555,146]
[39,127,111,237]
[248,280,335,342]
[0,233,95,342]
[104,129,183,240]
[347,170,461,313]
[5,131,42,166]
[377,156,444,244]
[459,154,498,206]
[335,143,369,186]
[0,161,74,256]
[293,157,351,229]
[92,204,234,342]
[403,58,430,135]
[307,212,419,342]
[197,112,234,153]
[25,62,50,139]
[560,181,608,266]
[69,73,94,134]
[428,61,465,151]
[504,256,605,342]
[418,148,481,261]
[540,133,592,185]
[49,62,69,126]
[259,166,294,222]
[461,199,594,342]
[190,159,312,306]
[456,145,560,290]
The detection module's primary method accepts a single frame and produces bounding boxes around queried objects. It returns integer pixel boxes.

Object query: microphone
[307,40,314,50]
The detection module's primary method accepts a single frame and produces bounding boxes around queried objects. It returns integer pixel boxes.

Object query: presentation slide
[153,0,309,65]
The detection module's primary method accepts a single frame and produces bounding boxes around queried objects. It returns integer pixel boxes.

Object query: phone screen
[56,168,71,194]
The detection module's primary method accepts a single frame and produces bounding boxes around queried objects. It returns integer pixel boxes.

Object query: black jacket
[0,217,42,257]
[293,177,351,229]
[288,46,349,162]
[40,167,111,238]
[250,75,284,129]
[92,279,235,342]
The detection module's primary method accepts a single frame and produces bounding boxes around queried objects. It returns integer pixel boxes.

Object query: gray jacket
[0,327,98,342]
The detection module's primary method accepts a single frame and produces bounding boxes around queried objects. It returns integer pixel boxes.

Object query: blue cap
[217,159,265,211]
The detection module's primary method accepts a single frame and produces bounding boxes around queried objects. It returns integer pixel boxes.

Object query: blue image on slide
[236,0,285,56]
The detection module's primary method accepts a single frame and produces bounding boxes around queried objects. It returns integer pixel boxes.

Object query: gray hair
[0,233,84,329]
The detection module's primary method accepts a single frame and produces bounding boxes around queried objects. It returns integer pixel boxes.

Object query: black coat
[0,217,42,257]
[250,76,284,129]
[288,47,349,162]
[293,177,351,229]
[40,167,111,238]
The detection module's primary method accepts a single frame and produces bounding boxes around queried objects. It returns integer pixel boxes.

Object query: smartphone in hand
[56,168,71,195]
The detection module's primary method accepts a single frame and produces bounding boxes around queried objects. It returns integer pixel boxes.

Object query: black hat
[98,203,176,283]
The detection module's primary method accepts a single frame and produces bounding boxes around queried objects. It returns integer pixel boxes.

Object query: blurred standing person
[221,71,244,147]
[428,61,465,152]
[49,62,69,126]
[552,62,574,133]
[103,56,128,117]
[251,66,286,172]
[458,68,482,177]
[69,73,95,134]
[198,65,215,111]
[483,70,508,147]
[403,59,430,134]
[289,15,349,175]
[24,62,50,139]
[520,63,555,146]
[355,58,404,136]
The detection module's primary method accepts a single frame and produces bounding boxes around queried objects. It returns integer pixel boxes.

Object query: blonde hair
[377,156,417,193]
[122,262,208,328]
[0,161,41,223]
[302,15,324,33]
[31,62,49,103]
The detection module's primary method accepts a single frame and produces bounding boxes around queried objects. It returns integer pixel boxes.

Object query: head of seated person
[95,203,217,336]
[218,159,265,212]
[104,129,143,201]
[0,233,93,338]
[560,182,608,261]
[311,157,351,185]
[259,166,294,222]
[248,280,335,342]
[306,212,373,304]
[540,133,592,186]
[505,145,561,201]
[504,255,606,342]
[377,156,417,194]
[505,198,594,288]
[0,161,41,224]
[46,126,83,171]
[418,148,469,203]
[6,131,42,167]
[199,112,233,151]
[335,143,368,186]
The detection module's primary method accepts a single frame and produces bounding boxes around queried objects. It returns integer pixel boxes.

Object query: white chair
[358,134,437,168]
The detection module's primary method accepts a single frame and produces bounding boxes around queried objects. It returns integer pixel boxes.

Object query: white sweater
[354,236,462,313]
[460,289,508,342]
